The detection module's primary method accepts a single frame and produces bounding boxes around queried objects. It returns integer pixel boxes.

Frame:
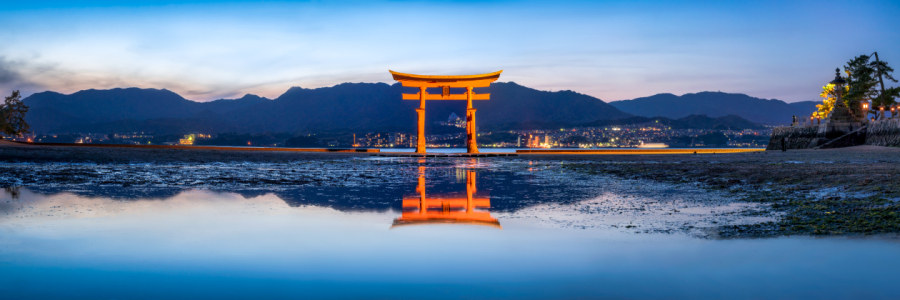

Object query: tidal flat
[1,144,900,299]
[1,144,898,238]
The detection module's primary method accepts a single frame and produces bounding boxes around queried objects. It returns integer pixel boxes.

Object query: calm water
[1,158,898,299]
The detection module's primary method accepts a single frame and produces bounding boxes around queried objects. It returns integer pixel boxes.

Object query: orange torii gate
[391,167,500,229]
[389,70,503,153]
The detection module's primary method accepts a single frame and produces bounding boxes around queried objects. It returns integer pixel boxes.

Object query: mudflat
[2,142,898,237]
[0,140,369,163]
[552,146,900,237]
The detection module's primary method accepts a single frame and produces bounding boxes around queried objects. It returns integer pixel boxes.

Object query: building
[179,134,196,145]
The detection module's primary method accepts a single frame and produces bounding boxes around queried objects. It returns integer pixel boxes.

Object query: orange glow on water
[392,169,499,229]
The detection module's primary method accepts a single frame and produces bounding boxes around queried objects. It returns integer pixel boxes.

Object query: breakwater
[766,126,819,150]
[767,118,900,150]
[865,119,900,147]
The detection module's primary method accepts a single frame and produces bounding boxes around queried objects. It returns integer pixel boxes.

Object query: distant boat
[637,142,668,148]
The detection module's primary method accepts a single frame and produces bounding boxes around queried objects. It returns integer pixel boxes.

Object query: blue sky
[0,0,898,102]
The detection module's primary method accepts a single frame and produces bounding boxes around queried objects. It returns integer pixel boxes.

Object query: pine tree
[817,54,899,120]
[870,52,899,109]
[1,90,30,136]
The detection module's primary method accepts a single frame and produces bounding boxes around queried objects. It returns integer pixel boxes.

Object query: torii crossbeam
[389,70,503,153]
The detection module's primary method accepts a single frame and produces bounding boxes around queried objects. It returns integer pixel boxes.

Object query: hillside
[23,82,632,133]
[24,88,271,132]
[581,114,764,130]
[608,92,819,125]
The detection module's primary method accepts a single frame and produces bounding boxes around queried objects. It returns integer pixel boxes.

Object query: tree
[871,52,899,109]
[0,90,30,137]
[816,83,845,118]
[814,54,898,120]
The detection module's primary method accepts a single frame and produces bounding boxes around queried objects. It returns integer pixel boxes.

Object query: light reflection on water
[1,165,900,299]
[393,167,500,229]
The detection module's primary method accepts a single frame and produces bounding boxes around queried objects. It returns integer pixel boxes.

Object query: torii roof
[389,70,502,88]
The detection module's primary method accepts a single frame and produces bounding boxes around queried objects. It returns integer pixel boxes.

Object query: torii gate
[389,70,503,154]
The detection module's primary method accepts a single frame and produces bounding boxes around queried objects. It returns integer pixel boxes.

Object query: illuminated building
[179,134,195,145]
[438,112,466,128]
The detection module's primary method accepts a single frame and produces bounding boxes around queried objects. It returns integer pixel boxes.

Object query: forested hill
[609,91,819,125]
[23,82,632,133]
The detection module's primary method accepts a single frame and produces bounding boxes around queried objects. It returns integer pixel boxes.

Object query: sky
[0,0,898,103]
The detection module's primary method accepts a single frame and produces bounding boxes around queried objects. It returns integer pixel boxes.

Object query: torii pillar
[390,70,503,154]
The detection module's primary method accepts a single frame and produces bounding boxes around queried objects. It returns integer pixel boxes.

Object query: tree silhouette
[1,90,30,136]
[844,55,878,119]
[870,52,899,110]
[817,54,899,120]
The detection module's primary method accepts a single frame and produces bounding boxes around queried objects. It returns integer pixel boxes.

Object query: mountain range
[23,82,632,134]
[608,92,819,125]
[22,83,815,134]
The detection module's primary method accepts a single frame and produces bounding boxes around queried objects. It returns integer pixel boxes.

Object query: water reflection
[4,186,20,199]
[4,162,900,299]
[393,167,500,228]
[11,159,599,214]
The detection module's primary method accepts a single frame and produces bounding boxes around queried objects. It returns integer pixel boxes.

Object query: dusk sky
[1,0,898,102]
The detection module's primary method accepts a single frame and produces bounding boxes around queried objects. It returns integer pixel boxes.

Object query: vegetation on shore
[1,90,30,137]
[816,53,898,120]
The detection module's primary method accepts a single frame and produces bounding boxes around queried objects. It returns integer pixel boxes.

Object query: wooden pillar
[466,86,479,153]
[416,86,427,153]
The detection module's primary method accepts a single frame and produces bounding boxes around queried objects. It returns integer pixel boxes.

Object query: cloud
[0,57,49,96]
[0,57,22,84]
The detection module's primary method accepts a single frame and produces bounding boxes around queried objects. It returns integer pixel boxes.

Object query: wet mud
[3,144,898,238]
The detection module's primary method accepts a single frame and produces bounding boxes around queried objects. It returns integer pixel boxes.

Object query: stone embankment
[767,118,900,150]
[866,119,900,147]
[766,126,819,150]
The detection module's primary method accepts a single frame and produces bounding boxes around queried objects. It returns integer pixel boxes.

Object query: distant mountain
[24,88,271,132]
[608,92,819,125]
[22,84,778,134]
[583,114,763,130]
[201,94,271,115]
[220,82,632,132]
[484,114,763,131]
[23,82,631,133]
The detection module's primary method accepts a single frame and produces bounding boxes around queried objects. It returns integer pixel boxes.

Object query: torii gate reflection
[391,166,501,229]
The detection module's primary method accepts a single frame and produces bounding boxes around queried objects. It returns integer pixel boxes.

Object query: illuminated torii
[389,70,503,154]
